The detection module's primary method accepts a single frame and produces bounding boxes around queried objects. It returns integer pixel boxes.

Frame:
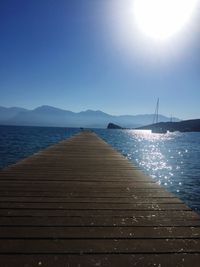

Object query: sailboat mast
[156,98,159,124]
[153,98,159,124]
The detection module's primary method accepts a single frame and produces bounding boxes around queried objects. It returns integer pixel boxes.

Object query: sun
[133,0,198,41]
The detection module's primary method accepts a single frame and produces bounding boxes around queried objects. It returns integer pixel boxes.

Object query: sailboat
[151,98,167,134]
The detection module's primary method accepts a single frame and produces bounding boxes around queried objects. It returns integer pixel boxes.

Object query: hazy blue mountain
[4,105,76,127]
[0,105,180,128]
[0,106,28,122]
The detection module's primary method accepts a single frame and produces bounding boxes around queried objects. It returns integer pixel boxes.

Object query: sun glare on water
[133,0,198,41]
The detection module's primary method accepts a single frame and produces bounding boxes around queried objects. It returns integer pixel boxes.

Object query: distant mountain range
[0,105,180,128]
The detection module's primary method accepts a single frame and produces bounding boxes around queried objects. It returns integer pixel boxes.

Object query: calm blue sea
[0,125,80,169]
[0,125,200,213]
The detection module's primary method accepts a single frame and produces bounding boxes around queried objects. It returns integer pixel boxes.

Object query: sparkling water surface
[94,129,200,213]
[0,125,200,213]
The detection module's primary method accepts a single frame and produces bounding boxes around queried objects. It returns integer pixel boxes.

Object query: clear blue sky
[0,0,200,119]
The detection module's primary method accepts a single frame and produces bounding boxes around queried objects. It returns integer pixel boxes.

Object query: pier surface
[0,131,200,266]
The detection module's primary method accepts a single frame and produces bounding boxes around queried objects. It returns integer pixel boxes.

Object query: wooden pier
[0,131,200,266]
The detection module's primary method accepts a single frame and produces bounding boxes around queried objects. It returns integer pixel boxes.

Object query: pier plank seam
[0,131,200,267]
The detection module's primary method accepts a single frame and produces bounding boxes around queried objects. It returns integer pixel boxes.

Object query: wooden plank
[1,239,200,253]
[0,226,199,239]
[0,209,198,218]
[0,196,184,204]
[0,188,172,193]
[0,254,200,267]
[0,202,190,210]
[0,191,176,198]
[0,216,200,227]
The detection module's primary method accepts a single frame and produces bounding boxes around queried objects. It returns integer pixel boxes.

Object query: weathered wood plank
[0,191,176,198]
[0,226,199,239]
[0,209,198,218]
[0,196,183,203]
[0,202,190,210]
[0,254,200,267]
[1,239,200,253]
[0,216,200,227]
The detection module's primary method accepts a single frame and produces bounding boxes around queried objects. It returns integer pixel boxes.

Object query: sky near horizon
[0,0,200,119]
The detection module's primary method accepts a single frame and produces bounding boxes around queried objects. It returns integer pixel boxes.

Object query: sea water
[94,129,200,212]
[0,125,80,169]
[0,125,200,213]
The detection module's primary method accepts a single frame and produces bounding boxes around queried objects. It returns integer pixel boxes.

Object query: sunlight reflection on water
[95,129,200,212]
[126,130,178,188]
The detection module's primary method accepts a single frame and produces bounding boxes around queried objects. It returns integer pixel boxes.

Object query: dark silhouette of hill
[139,119,200,132]
[107,123,123,129]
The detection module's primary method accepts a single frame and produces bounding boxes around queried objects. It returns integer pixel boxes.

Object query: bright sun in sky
[133,0,198,41]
